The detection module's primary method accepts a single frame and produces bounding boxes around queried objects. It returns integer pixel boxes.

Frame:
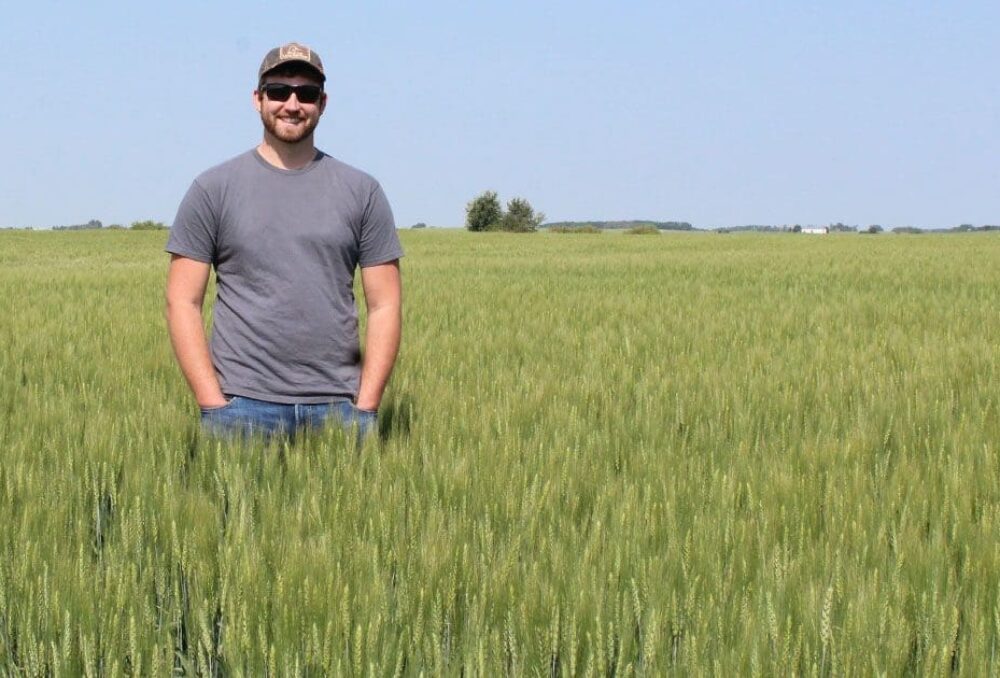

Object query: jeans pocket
[200,397,237,415]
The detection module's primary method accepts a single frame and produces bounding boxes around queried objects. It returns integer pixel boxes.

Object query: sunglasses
[260,83,323,104]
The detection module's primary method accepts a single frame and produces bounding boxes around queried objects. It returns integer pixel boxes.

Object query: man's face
[254,73,327,144]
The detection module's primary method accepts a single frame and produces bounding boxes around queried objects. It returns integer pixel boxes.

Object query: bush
[624,225,660,235]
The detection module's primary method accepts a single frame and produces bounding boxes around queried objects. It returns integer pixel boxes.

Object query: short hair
[258,62,324,89]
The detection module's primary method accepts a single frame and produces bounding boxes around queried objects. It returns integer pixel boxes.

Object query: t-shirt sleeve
[358,183,404,267]
[165,180,218,263]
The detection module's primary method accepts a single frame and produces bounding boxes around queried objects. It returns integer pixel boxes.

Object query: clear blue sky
[2,1,997,230]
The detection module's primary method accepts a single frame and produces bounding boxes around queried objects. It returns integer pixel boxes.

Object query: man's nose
[283,94,302,110]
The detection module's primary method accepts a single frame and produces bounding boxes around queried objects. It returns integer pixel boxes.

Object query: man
[165,42,403,439]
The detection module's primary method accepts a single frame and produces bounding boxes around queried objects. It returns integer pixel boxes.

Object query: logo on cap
[279,44,311,61]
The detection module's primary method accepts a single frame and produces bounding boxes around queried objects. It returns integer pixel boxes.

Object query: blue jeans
[200,396,377,440]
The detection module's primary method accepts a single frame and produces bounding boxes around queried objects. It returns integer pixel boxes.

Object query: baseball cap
[258,42,326,83]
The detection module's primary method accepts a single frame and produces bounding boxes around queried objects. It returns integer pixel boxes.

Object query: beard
[260,109,319,144]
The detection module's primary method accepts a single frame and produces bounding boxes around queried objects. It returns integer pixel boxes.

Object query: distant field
[1,229,998,674]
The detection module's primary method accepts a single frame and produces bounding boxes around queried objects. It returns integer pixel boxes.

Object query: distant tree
[792,225,802,233]
[829,222,857,233]
[465,191,502,232]
[130,220,169,230]
[411,222,427,229]
[501,197,544,232]
[865,225,883,234]
[625,225,660,235]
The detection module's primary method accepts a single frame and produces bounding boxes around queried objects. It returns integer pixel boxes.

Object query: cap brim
[261,60,326,82]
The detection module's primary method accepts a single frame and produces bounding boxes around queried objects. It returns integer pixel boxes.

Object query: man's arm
[165,254,228,408]
[356,260,402,412]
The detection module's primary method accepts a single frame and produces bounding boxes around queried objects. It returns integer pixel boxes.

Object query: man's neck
[256,135,318,170]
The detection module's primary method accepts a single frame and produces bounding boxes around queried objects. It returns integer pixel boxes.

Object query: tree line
[47,219,169,231]
[716,222,1000,234]
[544,220,693,231]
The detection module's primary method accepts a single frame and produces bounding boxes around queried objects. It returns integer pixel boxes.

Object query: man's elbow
[367,297,402,320]
[164,292,202,322]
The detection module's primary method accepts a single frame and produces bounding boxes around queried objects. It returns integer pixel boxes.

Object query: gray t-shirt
[166,149,403,403]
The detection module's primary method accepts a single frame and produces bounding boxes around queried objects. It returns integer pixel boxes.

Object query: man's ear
[252,90,263,113]
[319,92,328,115]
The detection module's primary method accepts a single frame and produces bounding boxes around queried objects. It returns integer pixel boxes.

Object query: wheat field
[1,229,998,675]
